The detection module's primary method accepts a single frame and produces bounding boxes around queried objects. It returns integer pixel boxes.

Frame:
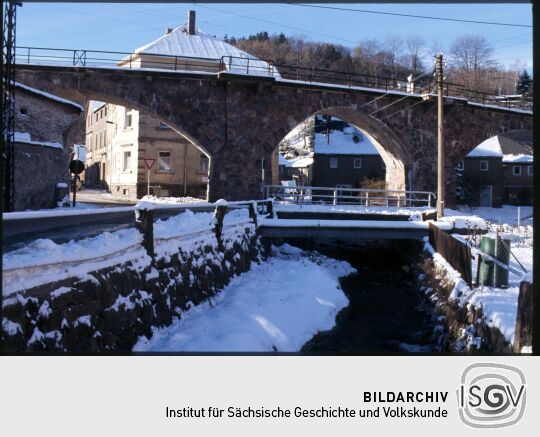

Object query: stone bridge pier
[16,65,532,204]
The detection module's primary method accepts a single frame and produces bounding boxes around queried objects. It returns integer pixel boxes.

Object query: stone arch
[275,107,411,191]
[15,69,220,159]
[315,107,410,191]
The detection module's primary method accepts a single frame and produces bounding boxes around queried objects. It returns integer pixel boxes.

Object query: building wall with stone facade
[13,85,83,210]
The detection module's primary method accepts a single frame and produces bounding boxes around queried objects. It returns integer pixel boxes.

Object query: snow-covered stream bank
[134,245,355,352]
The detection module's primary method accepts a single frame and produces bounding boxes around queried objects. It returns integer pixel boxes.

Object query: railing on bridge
[15,46,228,73]
[15,46,533,110]
[263,185,435,208]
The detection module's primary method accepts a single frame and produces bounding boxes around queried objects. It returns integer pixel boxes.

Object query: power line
[358,70,432,111]
[195,4,357,44]
[287,4,532,28]
[379,98,428,121]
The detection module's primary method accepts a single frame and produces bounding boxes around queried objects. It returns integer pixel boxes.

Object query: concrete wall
[14,88,83,210]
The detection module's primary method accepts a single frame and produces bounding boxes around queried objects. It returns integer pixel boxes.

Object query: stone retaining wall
[2,224,268,352]
[419,255,521,353]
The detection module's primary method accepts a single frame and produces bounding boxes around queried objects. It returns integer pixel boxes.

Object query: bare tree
[383,35,403,78]
[405,35,425,74]
[449,34,495,89]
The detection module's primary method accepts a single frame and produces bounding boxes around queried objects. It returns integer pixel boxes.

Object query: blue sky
[16,3,533,71]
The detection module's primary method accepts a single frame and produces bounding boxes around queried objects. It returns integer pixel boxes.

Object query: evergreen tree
[516,70,532,94]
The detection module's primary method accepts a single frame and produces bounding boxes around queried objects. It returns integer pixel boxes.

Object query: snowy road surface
[134,245,355,352]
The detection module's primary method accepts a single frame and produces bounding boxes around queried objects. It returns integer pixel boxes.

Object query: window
[123,151,132,171]
[353,158,362,169]
[157,151,172,171]
[480,160,489,171]
[456,161,464,170]
[329,157,338,169]
[382,161,386,170]
[19,107,28,115]
[528,165,533,176]
[513,165,521,176]
[199,154,209,173]
[124,109,133,128]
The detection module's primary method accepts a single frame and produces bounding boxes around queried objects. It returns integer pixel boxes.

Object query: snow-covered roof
[314,127,380,155]
[14,82,83,111]
[132,25,277,77]
[15,131,63,149]
[466,136,503,158]
[502,154,533,164]
[279,154,293,167]
[290,157,314,168]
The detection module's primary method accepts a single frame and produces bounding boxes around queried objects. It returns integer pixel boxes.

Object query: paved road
[74,189,137,207]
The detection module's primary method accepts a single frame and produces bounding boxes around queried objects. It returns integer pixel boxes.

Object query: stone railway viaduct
[16,64,533,203]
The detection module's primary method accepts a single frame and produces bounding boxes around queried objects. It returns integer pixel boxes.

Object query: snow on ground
[425,204,533,349]
[439,215,487,231]
[424,238,520,346]
[134,244,355,352]
[446,205,533,226]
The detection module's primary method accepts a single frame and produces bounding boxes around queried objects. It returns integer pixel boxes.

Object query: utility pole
[436,53,445,219]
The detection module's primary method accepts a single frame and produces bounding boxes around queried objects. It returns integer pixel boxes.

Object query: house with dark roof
[311,116,385,190]
[500,135,533,205]
[455,134,533,207]
[13,82,84,210]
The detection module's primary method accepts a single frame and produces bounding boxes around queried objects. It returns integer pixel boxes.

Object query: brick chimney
[188,10,196,35]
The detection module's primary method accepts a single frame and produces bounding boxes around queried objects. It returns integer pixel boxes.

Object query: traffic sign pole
[142,158,156,197]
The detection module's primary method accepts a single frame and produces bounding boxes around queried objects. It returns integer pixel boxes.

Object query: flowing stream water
[301,242,442,353]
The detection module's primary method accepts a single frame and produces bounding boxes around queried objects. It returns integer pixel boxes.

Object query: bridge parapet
[16,46,533,110]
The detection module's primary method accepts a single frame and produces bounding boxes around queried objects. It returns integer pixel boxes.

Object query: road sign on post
[69,159,85,207]
[142,158,156,197]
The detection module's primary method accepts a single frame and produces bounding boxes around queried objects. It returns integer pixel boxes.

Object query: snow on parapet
[467,136,503,158]
[14,82,84,111]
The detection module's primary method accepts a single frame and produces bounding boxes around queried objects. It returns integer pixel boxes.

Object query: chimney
[188,10,196,35]
[166,28,173,34]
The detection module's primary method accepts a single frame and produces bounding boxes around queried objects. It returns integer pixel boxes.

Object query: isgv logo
[457,363,526,428]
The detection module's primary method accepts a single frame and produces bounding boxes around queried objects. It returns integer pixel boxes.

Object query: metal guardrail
[14,46,532,110]
[264,185,436,208]
[2,199,273,254]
